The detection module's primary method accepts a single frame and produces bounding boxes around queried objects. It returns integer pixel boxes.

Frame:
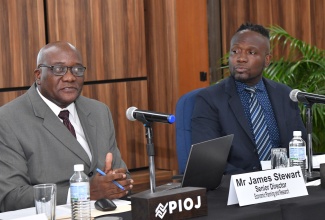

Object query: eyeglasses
[38,64,86,77]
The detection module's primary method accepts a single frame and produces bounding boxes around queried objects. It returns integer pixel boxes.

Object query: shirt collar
[36,88,77,122]
[235,79,266,93]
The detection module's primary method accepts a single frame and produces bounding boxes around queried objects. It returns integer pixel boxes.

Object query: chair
[175,88,204,174]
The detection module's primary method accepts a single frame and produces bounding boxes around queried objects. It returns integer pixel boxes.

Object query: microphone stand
[130,113,207,219]
[305,102,320,181]
[135,114,156,193]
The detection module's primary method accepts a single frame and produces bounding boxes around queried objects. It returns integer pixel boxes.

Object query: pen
[96,168,125,190]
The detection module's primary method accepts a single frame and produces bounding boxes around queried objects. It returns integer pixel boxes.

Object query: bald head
[36,41,82,66]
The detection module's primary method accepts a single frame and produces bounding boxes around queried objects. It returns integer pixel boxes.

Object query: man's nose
[237,53,248,62]
[61,70,76,81]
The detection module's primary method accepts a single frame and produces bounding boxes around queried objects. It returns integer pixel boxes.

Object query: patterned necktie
[58,110,76,138]
[245,87,272,160]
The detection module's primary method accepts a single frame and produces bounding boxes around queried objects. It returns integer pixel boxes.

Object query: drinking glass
[271,148,288,169]
[33,183,56,220]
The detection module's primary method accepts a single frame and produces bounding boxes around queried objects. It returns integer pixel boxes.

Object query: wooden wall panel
[45,0,147,81]
[310,0,325,49]
[82,80,149,169]
[176,0,210,96]
[207,0,223,83]
[0,0,45,88]
[0,90,26,106]
[144,0,178,171]
[220,0,325,58]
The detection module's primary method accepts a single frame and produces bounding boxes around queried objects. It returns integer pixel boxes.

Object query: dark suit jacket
[191,76,306,174]
[0,84,128,211]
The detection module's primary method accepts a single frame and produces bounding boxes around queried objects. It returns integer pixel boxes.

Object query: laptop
[158,134,234,191]
[181,134,233,190]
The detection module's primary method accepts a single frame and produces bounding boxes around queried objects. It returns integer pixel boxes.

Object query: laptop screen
[181,134,234,190]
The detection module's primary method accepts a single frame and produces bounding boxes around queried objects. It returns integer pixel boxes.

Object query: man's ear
[265,54,272,67]
[34,68,41,85]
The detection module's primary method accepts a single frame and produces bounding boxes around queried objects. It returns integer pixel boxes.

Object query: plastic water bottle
[70,164,91,220]
[289,131,307,183]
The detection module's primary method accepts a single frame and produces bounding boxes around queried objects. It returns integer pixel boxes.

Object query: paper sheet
[306,179,321,186]
[312,154,325,169]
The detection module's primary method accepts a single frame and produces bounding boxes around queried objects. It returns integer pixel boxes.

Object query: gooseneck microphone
[289,89,325,104]
[126,106,175,124]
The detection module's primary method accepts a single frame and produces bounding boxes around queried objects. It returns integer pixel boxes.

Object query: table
[97,175,325,220]
[2,175,324,220]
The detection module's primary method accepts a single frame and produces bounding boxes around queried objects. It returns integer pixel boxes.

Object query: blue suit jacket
[191,76,306,174]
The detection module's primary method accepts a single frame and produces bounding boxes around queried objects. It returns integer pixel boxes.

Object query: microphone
[126,106,175,124]
[289,89,325,104]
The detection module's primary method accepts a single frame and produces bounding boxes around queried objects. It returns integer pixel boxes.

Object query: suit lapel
[75,98,98,171]
[225,77,255,145]
[43,114,91,166]
[28,84,91,166]
[264,78,288,147]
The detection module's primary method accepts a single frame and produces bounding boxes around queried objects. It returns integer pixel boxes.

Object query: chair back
[175,88,204,174]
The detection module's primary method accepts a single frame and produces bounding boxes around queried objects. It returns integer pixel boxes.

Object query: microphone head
[289,89,301,102]
[126,106,138,121]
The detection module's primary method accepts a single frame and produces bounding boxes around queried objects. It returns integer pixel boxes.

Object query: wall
[220,0,325,57]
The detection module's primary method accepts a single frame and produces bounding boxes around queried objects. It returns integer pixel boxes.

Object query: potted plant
[266,25,325,153]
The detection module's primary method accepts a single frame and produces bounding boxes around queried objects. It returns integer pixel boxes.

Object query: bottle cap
[293,131,302,136]
[74,164,84,171]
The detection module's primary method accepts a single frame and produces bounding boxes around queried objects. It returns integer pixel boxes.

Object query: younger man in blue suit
[191,23,306,174]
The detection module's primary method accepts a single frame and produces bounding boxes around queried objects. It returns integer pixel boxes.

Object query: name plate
[227,166,308,206]
[131,186,207,219]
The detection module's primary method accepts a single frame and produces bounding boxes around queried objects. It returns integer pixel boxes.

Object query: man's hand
[90,153,133,200]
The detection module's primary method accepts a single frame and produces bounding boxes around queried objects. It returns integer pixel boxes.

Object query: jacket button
[252,166,257,170]
[88,172,93,177]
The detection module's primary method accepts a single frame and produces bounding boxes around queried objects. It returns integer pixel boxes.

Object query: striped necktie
[245,87,272,160]
[58,110,76,138]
